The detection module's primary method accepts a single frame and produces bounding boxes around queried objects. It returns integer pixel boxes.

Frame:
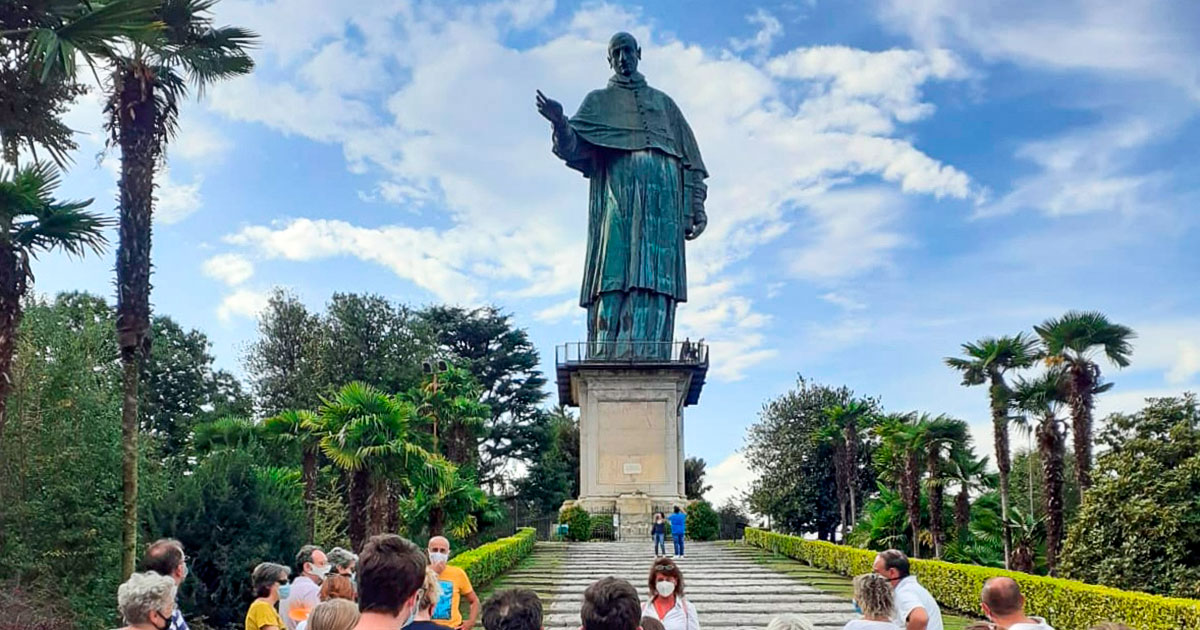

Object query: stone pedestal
[555,343,708,541]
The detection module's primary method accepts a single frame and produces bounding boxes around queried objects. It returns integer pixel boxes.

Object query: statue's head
[607,32,641,77]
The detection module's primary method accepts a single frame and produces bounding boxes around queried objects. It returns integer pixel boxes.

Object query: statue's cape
[568,72,708,178]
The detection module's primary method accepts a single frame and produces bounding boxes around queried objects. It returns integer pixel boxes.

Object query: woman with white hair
[117,571,177,630]
[767,614,814,630]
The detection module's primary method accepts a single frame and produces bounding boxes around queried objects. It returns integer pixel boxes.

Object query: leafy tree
[518,405,579,516]
[106,1,257,578]
[560,505,591,541]
[0,162,109,452]
[817,401,873,537]
[686,500,720,541]
[684,456,712,500]
[406,365,490,469]
[1008,448,1080,528]
[1060,395,1200,598]
[945,333,1039,568]
[1035,311,1135,492]
[716,499,749,540]
[419,305,548,490]
[1013,369,1070,575]
[875,412,927,557]
[745,376,875,540]
[140,315,251,462]
[145,449,305,629]
[401,466,489,539]
[244,288,325,415]
[261,410,323,541]
[947,448,991,542]
[319,382,450,550]
[319,292,429,396]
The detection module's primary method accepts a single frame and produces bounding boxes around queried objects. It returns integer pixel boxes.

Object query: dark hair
[142,539,184,576]
[672,506,681,513]
[877,549,910,578]
[640,617,665,630]
[296,544,324,574]
[482,589,543,630]
[358,534,427,616]
[581,577,640,630]
[647,558,685,598]
[981,577,1023,616]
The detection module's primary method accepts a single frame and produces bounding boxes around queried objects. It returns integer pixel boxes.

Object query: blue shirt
[168,608,189,630]
[668,512,686,535]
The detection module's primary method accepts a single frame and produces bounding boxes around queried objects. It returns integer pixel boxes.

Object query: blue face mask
[853,600,862,615]
[278,583,292,600]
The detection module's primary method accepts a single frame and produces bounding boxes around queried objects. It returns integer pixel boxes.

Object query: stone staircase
[488,542,857,630]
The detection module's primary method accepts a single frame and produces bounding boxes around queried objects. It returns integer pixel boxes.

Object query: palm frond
[29,0,163,82]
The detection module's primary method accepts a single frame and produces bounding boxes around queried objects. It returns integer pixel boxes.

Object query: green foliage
[1060,395,1200,598]
[244,288,327,415]
[716,500,749,540]
[589,515,615,540]
[448,528,535,588]
[684,457,712,500]
[145,449,305,630]
[745,376,876,539]
[747,528,1200,630]
[560,505,592,541]
[686,500,719,541]
[405,364,490,469]
[518,405,579,516]
[0,293,144,630]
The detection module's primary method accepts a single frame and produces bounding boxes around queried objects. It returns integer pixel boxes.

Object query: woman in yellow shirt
[247,562,292,630]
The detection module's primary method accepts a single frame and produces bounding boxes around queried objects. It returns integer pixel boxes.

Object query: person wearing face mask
[282,545,331,630]
[246,562,291,630]
[640,558,699,630]
[116,571,178,630]
[843,574,895,630]
[142,538,190,630]
[427,536,480,630]
[352,534,428,630]
[650,513,667,557]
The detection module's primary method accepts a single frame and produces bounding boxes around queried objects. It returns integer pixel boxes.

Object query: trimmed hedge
[745,528,1200,630]
[449,528,536,587]
[560,505,592,541]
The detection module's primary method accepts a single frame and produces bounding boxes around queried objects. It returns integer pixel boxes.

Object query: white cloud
[203,253,254,286]
[677,280,775,381]
[535,298,581,324]
[156,172,204,224]
[704,451,755,508]
[173,119,231,162]
[730,9,783,60]
[820,291,867,311]
[1125,320,1200,386]
[217,288,270,322]
[784,188,909,281]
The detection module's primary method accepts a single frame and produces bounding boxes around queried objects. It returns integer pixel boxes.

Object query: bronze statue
[537,32,708,359]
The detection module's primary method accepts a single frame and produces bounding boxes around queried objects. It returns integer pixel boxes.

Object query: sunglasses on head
[653,565,674,571]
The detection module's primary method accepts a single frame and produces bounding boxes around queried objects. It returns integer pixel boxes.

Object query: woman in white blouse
[641,558,700,630]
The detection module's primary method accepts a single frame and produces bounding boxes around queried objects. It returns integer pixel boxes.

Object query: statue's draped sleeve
[551,121,597,178]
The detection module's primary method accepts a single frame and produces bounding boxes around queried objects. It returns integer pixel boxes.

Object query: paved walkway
[482,541,857,630]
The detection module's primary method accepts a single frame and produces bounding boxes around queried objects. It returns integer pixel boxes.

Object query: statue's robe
[552,72,708,358]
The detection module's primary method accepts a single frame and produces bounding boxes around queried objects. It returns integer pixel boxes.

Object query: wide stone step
[497,585,825,597]
[544,612,856,626]
[498,577,820,589]
[540,592,846,604]
[547,600,853,614]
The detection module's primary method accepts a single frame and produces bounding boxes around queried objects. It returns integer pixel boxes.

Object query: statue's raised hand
[536,90,567,128]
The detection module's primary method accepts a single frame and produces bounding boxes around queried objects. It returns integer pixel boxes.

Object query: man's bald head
[981,577,1025,617]
[428,536,451,571]
[428,536,450,551]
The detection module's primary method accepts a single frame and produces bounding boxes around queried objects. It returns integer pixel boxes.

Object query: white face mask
[656,581,676,597]
[429,552,449,565]
[311,563,331,579]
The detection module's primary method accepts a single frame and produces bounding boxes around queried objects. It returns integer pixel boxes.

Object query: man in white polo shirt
[873,549,942,630]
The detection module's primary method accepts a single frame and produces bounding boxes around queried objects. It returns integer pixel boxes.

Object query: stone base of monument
[555,342,708,541]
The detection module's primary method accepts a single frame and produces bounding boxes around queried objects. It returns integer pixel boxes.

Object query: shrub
[589,515,614,540]
[746,528,1200,630]
[450,528,535,587]
[686,500,720,541]
[560,505,592,542]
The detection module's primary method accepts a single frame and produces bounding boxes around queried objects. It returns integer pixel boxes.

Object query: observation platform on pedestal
[555,341,709,407]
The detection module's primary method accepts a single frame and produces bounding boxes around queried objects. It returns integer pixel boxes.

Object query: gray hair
[328,547,358,571]
[296,544,324,573]
[877,549,910,578]
[853,573,895,619]
[253,562,291,598]
[766,614,814,630]
[117,572,177,625]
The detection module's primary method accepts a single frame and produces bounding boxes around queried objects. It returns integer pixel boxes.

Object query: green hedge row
[745,528,1200,630]
[449,528,536,587]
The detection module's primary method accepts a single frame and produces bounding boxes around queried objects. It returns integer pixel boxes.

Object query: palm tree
[922,416,970,558]
[103,0,256,579]
[947,448,991,542]
[191,415,260,452]
[320,382,450,551]
[0,162,110,451]
[262,409,323,541]
[1035,311,1134,492]
[402,465,488,538]
[875,412,926,557]
[404,365,489,467]
[1002,505,1044,573]
[1013,369,1069,575]
[945,333,1039,568]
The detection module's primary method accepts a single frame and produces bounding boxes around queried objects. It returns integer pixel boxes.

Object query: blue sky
[40,0,1200,505]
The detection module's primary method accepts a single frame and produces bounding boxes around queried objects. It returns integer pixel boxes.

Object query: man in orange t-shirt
[427,536,479,630]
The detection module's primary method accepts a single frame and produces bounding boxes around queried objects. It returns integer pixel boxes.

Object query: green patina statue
[537,32,708,360]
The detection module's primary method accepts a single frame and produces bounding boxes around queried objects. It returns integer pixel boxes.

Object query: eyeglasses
[276,578,289,585]
[653,565,674,571]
